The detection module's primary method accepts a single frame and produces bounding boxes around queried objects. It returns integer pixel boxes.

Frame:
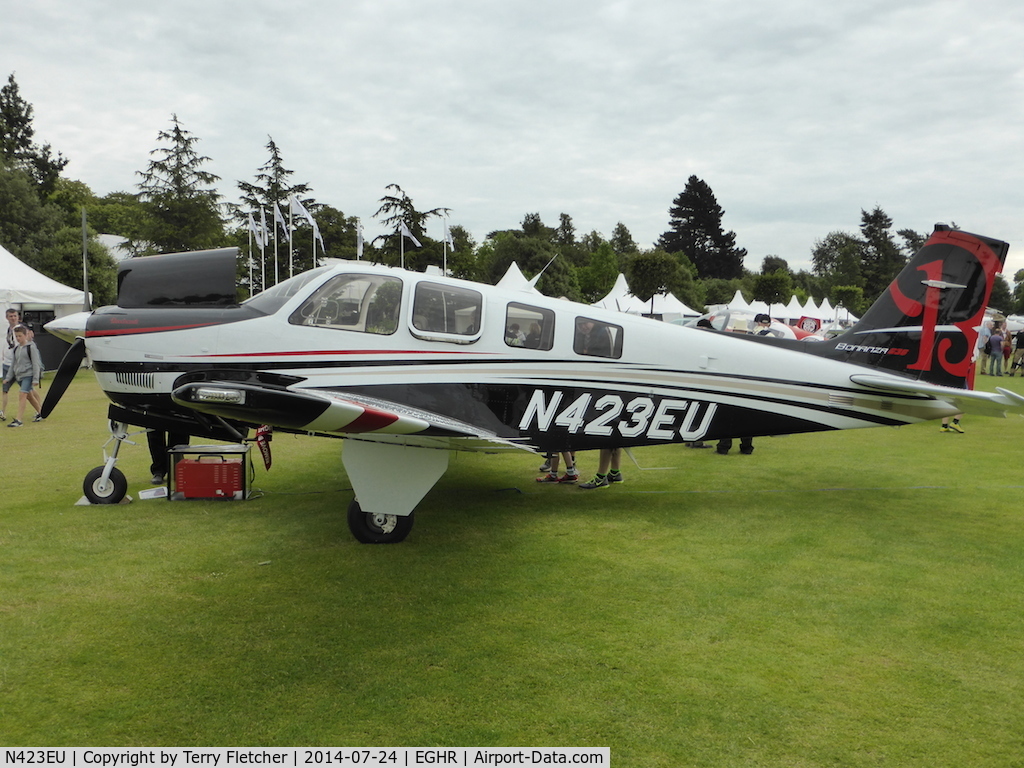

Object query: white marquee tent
[0,242,87,316]
[592,273,632,311]
[592,274,700,321]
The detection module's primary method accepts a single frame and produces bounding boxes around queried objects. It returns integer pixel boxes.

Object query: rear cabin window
[411,282,482,341]
[505,303,555,350]
[289,274,403,334]
[573,316,622,358]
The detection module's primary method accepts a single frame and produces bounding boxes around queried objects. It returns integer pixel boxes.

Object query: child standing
[3,325,42,427]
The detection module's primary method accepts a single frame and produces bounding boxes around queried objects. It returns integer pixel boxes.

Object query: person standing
[940,414,965,433]
[977,320,994,374]
[3,325,42,427]
[1011,328,1024,375]
[579,447,624,489]
[2,308,27,420]
[988,327,1004,376]
[716,436,754,454]
[536,451,580,484]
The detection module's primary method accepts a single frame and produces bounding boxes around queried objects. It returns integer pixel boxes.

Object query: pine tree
[859,206,905,303]
[135,114,224,253]
[235,136,317,279]
[657,175,746,280]
[236,136,313,219]
[372,184,449,271]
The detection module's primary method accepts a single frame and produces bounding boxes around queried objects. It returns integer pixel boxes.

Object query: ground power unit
[168,444,250,500]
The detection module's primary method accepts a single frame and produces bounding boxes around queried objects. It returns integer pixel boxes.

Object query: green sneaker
[607,470,624,483]
[579,474,609,490]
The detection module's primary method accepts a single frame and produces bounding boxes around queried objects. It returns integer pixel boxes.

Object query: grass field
[2,371,1024,766]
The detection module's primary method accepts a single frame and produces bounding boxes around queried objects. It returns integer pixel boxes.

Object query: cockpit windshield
[243,267,334,315]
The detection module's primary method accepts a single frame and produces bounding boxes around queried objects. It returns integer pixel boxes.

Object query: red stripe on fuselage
[86,323,222,337]
[190,349,470,358]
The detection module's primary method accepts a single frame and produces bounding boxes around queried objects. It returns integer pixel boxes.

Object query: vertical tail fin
[817,225,1009,388]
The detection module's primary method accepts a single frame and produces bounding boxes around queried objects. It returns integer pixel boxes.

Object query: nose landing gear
[82,421,139,505]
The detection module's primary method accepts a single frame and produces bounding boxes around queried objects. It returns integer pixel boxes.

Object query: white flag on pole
[443,220,455,251]
[400,221,422,248]
[274,202,291,242]
[312,218,325,253]
[289,195,316,227]
[356,221,364,260]
[248,213,264,250]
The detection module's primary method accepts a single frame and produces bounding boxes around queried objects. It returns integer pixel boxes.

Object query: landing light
[194,387,246,405]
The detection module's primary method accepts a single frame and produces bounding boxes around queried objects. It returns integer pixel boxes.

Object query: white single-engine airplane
[43,225,1022,543]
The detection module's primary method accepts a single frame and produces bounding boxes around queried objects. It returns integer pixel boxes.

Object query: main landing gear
[346,498,414,544]
[82,420,138,505]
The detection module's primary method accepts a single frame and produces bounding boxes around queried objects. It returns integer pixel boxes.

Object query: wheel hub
[369,513,398,534]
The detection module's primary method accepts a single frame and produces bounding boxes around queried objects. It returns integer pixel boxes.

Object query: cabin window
[573,316,622,358]
[289,274,403,334]
[505,303,555,350]
[411,282,482,340]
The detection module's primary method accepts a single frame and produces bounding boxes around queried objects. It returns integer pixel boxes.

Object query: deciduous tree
[0,73,68,196]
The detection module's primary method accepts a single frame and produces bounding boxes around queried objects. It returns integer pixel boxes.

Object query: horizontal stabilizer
[849,374,1022,417]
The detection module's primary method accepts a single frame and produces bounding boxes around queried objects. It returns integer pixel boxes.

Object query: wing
[171,381,533,453]
[849,374,1024,417]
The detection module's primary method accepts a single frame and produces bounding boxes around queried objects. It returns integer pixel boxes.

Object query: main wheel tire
[347,498,413,544]
[83,466,128,505]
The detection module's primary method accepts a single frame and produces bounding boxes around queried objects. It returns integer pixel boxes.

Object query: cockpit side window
[573,316,623,358]
[505,303,555,350]
[289,274,403,335]
[411,282,482,342]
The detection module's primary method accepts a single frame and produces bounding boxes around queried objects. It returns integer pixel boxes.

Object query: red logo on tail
[888,232,1001,378]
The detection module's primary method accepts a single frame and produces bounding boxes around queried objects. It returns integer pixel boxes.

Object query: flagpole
[401,231,405,270]
[273,212,280,286]
[260,207,268,292]
[81,208,92,311]
[288,203,294,278]
[247,225,253,295]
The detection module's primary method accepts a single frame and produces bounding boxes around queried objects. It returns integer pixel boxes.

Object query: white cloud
[6,0,1024,274]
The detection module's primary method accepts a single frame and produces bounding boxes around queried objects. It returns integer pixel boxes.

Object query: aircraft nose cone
[44,311,91,343]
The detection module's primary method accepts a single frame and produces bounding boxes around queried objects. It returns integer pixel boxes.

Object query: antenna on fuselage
[528,253,558,288]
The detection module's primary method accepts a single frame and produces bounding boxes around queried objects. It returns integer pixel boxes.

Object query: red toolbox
[169,445,249,500]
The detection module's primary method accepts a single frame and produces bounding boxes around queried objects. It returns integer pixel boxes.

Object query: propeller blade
[41,337,87,419]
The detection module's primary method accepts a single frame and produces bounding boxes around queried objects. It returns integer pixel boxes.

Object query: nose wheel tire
[347,498,413,544]
[83,466,129,505]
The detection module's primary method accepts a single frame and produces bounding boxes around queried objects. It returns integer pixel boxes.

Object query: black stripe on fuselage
[94,356,920,433]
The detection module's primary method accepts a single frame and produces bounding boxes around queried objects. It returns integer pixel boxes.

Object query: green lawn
[2,372,1024,766]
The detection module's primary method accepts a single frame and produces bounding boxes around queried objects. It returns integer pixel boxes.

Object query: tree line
[1,73,1017,314]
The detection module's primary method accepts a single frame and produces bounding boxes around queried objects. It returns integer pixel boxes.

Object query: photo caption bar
[1,749,610,767]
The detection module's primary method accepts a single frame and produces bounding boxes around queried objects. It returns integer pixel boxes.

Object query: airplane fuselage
[84,260,956,453]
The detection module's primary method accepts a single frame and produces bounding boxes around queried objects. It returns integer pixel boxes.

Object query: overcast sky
[6,0,1024,275]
